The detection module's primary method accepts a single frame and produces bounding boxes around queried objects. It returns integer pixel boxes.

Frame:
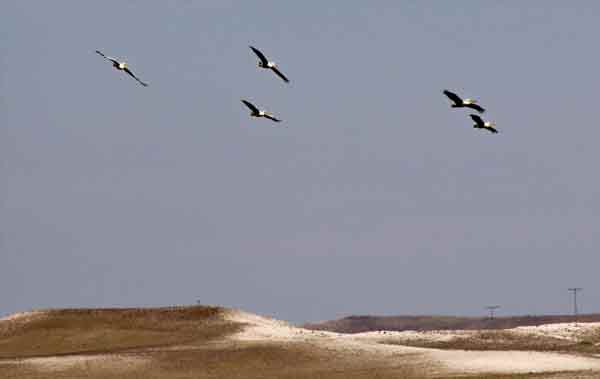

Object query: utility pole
[568,288,583,325]
[485,305,500,320]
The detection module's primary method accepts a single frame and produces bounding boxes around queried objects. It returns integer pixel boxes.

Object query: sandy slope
[225,309,426,358]
[226,310,600,375]
[2,308,600,377]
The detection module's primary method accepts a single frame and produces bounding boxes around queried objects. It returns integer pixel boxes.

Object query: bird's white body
[96,50,148,86]
[463,98,477,105]
[258,61,276,68]
[249,46,289,83]
[469,113,497,133]
[242,99,281,122]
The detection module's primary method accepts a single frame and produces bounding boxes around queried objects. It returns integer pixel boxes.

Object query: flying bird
[470,114,498,134]
[249,46,289,83]
[443,90,485,113]
[95,50,148,87]
[241,100,282,123]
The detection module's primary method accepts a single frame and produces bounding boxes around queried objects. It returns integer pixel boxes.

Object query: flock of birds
[443,90,498,134]
[96,46,497,133]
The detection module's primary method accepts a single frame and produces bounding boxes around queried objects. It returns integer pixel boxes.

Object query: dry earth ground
[1,306,599,378]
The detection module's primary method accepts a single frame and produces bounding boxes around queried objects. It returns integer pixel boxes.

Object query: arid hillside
[303,314,600,334]
[0,306,236,358]
[1,306,600,379]
[0,306,424,379]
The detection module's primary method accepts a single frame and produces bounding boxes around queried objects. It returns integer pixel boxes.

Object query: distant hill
[0,306,237,358]
[302,314,600,334]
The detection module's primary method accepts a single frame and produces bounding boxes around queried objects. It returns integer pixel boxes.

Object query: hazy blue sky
[2,1,599,323]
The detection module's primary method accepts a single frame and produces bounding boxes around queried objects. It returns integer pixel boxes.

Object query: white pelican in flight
[249,46,289,83]
[95,50,148,87]
[241,100,282,123]
[443,90,485,113]
[470,114,498,134]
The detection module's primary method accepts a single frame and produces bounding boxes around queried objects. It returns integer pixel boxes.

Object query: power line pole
[485,305,500,320]
[568,288,583,325]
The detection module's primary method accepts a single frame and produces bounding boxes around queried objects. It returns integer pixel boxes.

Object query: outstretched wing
[249,46,269,66]
[271,67,289,83]
[95,50,119,65]
[443,90,463,105]
[241,99,260,114]
[484,126,498,134]
[466,103,485,113]
[470,114,484,127]
[124,67,149,87]
[264,114,281,123]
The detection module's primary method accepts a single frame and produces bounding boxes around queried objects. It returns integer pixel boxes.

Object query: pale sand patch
[0,311,46,323]
[350,321,600,347]
[513,322,600,341]
[352,329,468,343]
[352,324,600,374]
[0,354,149,371]
[347,331,600,374]
[224,309,307,341]
[429,349,600,374]
[225,309,425,357]
[227,311,600,375]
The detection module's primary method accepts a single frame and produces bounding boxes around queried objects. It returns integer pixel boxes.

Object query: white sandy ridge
[226,310,600,375]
